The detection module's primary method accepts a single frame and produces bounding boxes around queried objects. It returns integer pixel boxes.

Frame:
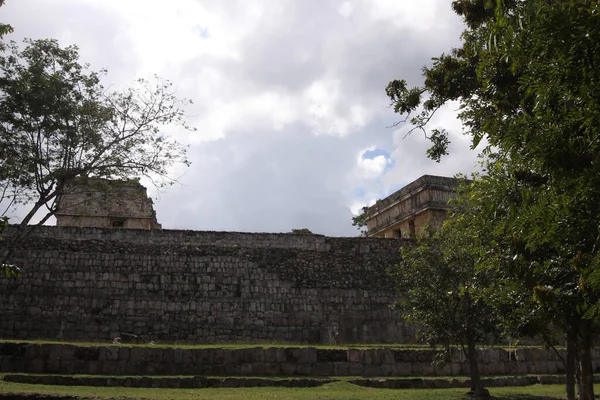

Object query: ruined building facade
[364,175,461,238]
[55,178,161,230]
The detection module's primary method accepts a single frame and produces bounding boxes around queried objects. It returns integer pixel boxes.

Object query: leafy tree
[390,211,499,399]
[291,228,313,235]
[386,1,600,399]
[0,39,194,230]
[0,1,13,41]
[351,206,368,235]
[459,160,600,400]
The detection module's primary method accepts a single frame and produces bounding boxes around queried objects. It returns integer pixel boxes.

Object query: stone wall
[2,342,598,377]
[364,175,460,238]
[0,226,411,344]
[55,178,161,230]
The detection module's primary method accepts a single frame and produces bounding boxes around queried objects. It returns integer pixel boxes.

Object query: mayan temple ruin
[54,178,161,230]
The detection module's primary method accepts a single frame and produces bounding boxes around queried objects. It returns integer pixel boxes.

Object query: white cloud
[2,0,476,236]
[338,2,354,19]
[356,148,391,179]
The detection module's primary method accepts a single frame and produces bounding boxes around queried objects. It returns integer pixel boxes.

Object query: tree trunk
[565,330,576,400]
[467,336,489,399]
[577,332,594,400]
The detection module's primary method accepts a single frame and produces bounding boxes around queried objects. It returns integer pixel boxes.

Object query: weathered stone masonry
[0,227,412,344]
[3,342,597,377]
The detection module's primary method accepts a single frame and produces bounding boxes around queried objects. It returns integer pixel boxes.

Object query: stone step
[2,375,334,388]
[3,341,594,377]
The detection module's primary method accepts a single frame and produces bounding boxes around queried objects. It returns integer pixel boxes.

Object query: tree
[0,39,194,231]
[0,0,21,277]
[447,164,598,400]
[390,212,499,399]
[0,216,20,277]
[291,228,313,235]
[386,2,600,399]
[351,206,368,235]
[0,1,13,41]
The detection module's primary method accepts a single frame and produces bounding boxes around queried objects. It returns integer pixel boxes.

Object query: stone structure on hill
[55,178,161,230]
[364,175,461,238]
[0,226,411,344]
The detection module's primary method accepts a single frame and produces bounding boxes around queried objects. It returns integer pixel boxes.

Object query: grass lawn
[1,380,596,399]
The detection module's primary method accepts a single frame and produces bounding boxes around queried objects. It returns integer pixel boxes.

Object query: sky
[2,0,482,236]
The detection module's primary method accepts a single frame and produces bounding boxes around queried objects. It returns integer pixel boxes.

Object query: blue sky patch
[362,148,389,160]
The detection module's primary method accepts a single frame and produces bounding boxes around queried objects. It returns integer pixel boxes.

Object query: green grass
[1,380,597,399]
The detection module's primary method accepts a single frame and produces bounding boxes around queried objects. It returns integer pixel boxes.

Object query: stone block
[223,378,241,388]
[364,349,379,365]
[333,361,349,376]
[539,375,564,385]
[281,363,297,375]
[432,378,451,388]
[129,347,145,362]
[240,363,253,375]
[296,363,313,375]
[173,348,182,363]
[119,347,130,361]
[252,347,265,362]
[434,363,452,376]
[101,361,116,375]
[381,349,394,364]
[264,362,282,375]
[365,365,382,377]
[394,362,412,376]
[45,359,60,373]
[347,349,362,363]
[87,360,103,375]
[348,363,364,376]
[24,344,39,359]
[299,348,317,363]
[28,358,45,373]
[312,362,333,376]
[264,348,278,363]
[49,345,64,360]
[162,348,174,363]
[379,364,394,376]
[488,361,505,375]
[180,349,192,364]
[223,363,241,375]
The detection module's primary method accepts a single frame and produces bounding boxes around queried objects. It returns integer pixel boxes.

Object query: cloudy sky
[2,0,481,236]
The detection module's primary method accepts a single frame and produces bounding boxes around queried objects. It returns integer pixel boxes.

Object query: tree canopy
[390,215,499,397]
[0,1,13,41]
[387,1,600,399]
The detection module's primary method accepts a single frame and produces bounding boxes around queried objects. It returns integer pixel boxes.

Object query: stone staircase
[1,341,598,389]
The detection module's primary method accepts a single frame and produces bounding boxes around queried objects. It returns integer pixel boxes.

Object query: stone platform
[1,342,598,378]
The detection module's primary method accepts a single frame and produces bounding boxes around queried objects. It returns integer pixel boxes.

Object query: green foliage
[0,1,13,42]
[351,206,368,231]
[0,39,194,226]
[387,2,600,397]
[389,207,500,395]
[390,219,500,351]
[1,263,20,277]
[291,228,313,235]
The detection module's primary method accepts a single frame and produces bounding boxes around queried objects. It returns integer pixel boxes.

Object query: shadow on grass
[491,395,562,400]
[0,395,79,400]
